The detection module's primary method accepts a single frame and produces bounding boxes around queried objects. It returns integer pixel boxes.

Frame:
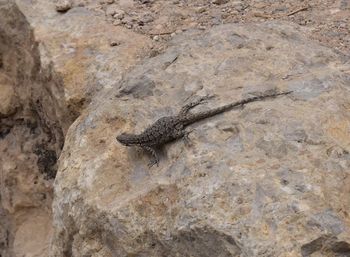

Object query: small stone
[110,40,122,46]
[113,20,122,26]
[196,6,207,13]
[106,0,114,3]
[211,0,229,5]
[119,0,134,8]
[153,35,159,41]
[0,74,18,117]
[113,10,125,20]
[55,0,72,12]
[106,5,120,16]
[140,14,154,24]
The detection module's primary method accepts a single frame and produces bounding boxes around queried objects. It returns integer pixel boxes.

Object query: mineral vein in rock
[116,90,292,166]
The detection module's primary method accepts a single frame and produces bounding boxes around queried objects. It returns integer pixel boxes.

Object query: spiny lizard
[116,90,292,167]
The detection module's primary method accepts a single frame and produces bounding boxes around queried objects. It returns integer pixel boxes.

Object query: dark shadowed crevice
[0,1,74,256]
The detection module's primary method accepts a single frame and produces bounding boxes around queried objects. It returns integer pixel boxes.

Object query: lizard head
[116,133,135,146]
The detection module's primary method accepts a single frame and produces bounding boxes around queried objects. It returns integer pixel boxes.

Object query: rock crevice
[0,2,73,256]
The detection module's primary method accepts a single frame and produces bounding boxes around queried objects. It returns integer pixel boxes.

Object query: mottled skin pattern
[117,91,292,167]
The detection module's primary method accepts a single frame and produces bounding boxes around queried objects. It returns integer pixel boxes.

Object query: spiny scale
[116,90,292,167]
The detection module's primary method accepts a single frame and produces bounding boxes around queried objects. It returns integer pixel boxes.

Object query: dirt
[89,0,349,56]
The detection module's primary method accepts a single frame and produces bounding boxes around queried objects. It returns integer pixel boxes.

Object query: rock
[139,0,153,3]
[110,40,122,46]
[55,0,72,12]
[113,19,122,26]
[119,0,134,9]
[16,0,151,114]
[52,21,350,257]
[0,2,70,257]
[0,74,18,117]
[211,0,229,5]
[1,0,152,256]
[2,0,350,256]
[105,4,118,16]
[140,13,154,24]
[113,9,125,20]
[196,6,207,13]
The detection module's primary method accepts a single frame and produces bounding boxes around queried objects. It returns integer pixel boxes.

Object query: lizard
[116,90,292,167]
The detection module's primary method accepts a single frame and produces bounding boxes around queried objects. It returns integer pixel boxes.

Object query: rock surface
[52,21,350,257]
[0,2,71,257]
[1,0,350,257]
[1,0,151,255]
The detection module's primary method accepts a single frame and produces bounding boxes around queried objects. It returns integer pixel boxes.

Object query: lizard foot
[148,158,159,168]
[180,95,215,115]
[183,129,194,147]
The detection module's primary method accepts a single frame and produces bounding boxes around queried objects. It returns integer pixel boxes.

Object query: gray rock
[211,0,229,5]
[310,209,345,235]
[52,21,350,257]
[55,0,72,12]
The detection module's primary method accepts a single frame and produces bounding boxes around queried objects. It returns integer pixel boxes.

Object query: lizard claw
[148,159,159,168]
[196,95,215,105]
[183,129,194,147]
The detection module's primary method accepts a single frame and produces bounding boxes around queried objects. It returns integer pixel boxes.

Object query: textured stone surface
[1,0,350,256]
[16,0,152,116]
[0,2,70,257]
[52,21,350,256]
[0,0,151,256]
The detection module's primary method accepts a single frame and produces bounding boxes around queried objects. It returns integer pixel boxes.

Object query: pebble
[125,23,133,29]
[113,10,125,20]
[113,20,122,26]
[211,0,229,5]
[140,14,154,23]
[106,5,117,16]
[196,6,207,13]
[110,40,122,46]
[55,0,72,12]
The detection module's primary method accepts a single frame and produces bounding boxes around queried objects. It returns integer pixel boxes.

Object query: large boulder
[0,0,151,256]
[52,21,350,256]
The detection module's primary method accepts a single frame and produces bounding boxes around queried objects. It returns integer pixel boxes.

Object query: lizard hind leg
[142,146,159,167]
[179,95,214,115]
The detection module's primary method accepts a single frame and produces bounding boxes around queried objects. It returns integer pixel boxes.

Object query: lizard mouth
[116,134,132,146]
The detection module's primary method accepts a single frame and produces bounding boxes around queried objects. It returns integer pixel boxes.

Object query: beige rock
[1,1,151,256]
[13,210,53,257]
[1,0,350,257]
[55,0,72,12]
[16,0,152,116]
[51,22,350,257]
[211,0,229,5]
[0,2,70,257]
[0,73,17,117]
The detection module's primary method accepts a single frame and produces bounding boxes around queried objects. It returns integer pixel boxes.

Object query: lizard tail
[181,90,292,125]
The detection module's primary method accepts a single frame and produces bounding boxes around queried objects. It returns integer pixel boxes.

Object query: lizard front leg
[142,146,159,167]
